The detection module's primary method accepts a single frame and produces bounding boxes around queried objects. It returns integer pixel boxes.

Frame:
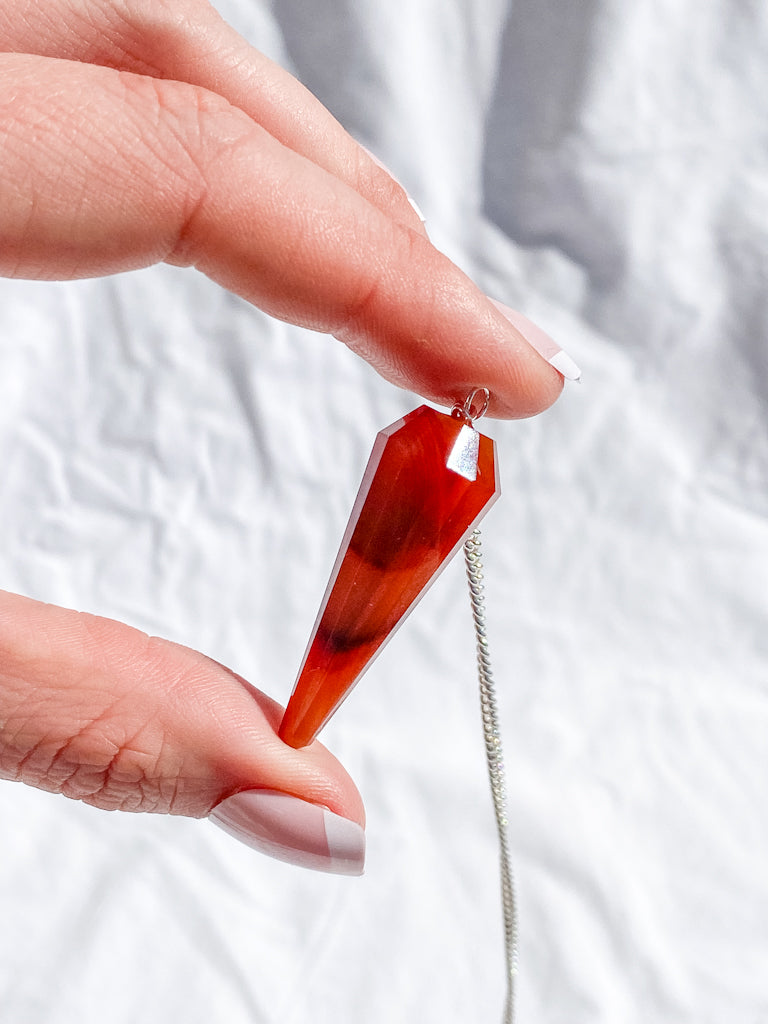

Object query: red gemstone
[278,405,499,748]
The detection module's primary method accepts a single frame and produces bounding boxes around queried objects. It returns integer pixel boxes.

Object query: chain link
[463,529,518,1024]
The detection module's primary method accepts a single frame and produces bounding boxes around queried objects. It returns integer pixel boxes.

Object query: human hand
[0,0,572,417]
[0,591,367,874]
[0,0,571,874]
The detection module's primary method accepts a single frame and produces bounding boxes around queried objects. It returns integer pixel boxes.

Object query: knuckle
[335,223,421,338]
[110,0,214,61]
[58,0,224,79]
[0,607,204,816]
[2,699,174,815]
[57,719,171,813]
[105,70,256,266]
[113,71,259,263]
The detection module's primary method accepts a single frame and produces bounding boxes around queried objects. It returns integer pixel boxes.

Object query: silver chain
[463,529,518,1024]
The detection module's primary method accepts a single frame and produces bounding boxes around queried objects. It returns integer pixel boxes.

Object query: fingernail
[491,299,581,381]
[361,145,427,224]
[406,194,428,224]
[209,789,365,876]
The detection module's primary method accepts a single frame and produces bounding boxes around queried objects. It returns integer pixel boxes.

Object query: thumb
[0,591,365,875]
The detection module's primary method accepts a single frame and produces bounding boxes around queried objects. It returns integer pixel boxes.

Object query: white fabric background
[1,1,767,1021]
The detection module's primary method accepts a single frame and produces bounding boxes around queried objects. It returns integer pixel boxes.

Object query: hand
[0,591,366,873]
[0,0,567,418]
[0,0,566,873]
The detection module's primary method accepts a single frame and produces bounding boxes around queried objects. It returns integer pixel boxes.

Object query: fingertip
[488,373,564,421]
[485,324,566,419]
[490,299,582,383]
[201,663,366,828]
[414,290,568,421]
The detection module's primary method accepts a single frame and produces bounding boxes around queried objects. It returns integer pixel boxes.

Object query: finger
[0,0,424,233]
[0,55,561,417]
[0,590,365,871]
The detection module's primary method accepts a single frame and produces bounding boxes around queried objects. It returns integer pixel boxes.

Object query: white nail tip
[209,789,365,876]
[489,299,581,381]
[407,194,427,223]
[322,809,367,875]
[548,349,582,382]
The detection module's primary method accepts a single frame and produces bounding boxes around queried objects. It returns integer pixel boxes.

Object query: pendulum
[278,389,518,1023]
[279,389,499,748]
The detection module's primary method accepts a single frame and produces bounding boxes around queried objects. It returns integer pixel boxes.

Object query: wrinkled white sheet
[1,1,767,1021]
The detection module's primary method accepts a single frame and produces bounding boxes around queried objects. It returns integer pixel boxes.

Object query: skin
[0,0,562,829]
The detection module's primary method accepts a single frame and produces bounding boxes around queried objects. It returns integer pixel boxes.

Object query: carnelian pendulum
[279,395,500,748]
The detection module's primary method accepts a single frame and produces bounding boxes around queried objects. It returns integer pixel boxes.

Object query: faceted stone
[279,405,499,748]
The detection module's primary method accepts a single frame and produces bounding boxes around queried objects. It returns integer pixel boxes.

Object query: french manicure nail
[209,789,365,876]
[491,299,581,381]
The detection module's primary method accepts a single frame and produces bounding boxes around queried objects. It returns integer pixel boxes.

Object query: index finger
[0,0,426,235]
[0,54,562,417]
